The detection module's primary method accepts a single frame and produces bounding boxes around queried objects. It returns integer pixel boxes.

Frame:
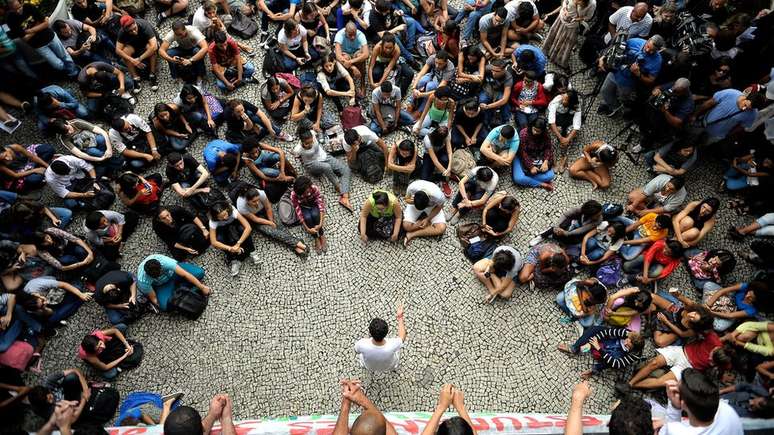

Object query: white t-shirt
[406,180,446,212]
[108,114,151,153]
[467,166,499,196]
[236,193,266,215]
[492,246,523,279]
[277,25,307,51]
[209,209,238,229]
[505,0,538,23]
[293,137,328,164]
[594,221,624,252]
[659,401,743,435]
[344,125,379,153]
[354,337,403,373]
[192,7,212,32]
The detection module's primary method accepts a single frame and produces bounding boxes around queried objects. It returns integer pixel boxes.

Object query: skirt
[543,19,580,68]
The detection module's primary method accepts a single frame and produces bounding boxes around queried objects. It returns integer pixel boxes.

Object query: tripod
[609,120,639,164]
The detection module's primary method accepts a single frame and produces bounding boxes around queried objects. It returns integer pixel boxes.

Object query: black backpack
[82,387,120,425]
[262,47,285,76]
[357,144,385,184]
[228,10,259,39]
[68,178,116,210]
[169,286,208,320]
[101,96,133,122]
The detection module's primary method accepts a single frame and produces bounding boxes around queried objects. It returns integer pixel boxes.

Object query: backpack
[169,286,208,320]
[263,47,285,76]
[596,257,623,288]
[451,148,476,179]
[464,239,498,262]
[69,178,116,211]
[276,72,301,89]
[457,223,484,249]
[602,203,624,220]
[416,32,437,58]
[262,179,289,203]
[227,180,255,204]
[357,144,385,184]
[278,191,300,226]
[101,96,133,122]
[83,387,120,424]
[119,340,144,370]
[341,106,365,130]
[228,10,259,39]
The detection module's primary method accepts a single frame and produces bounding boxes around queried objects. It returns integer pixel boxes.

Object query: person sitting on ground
[344,125,389,170]
[480,124,518,169]
[77,61,136,114]
[513,117,555,191]
[78,327,143,379]
[481,192,520,238]
[30,228,94,275]
[413,85,456,139]
[260,76,294,123]
[154,0,190,24]
[451,99,486,155]
[532,200,603,246]
[292,130,353,211]
[645,139,699,177]
[729,212,774,240]
[203,139,241,186]
[447,166,499,224]
[403,180,447,247]
[370,81,414,136]
[290,83,336,133]
[21,277,91,328]
[706,281,773,329]
[723,321,774,358]
[317,52,357,111]
[719,376,774,419]
[510,71,548,130]
[116,391,183,427]
[50,118,121,178]
[28,367,112,425]
[208,31,255,93]
[176,84,222,135]
[367,33,412,94]
[623,238,684,286]
[116,171,164,215]
[355,305,406,373]
[223,98,289,144]
[578,221,626,267]
[94,270,144,330]
[109,113,161,171]
[208,200,257,277]
[159,20,208,85]
[291,176,328,254]
[136,254,210,312]
[723,150,773,192]
[153,206,210,261]
[478,7,513,59]
[33,86,90,132]
[0,143,54,194]
[332,378,397,435]
[558,326,644,379]
[672,198,720,249]
[519,242,571,290]
[387,139,420,196]
[619,212,671,261]
[420,384,476,435]
[556,277,608,328]
[569,140,617,190]
[44,156,100,210]
[407,50,456,116]
[548,89,581,172]
[685,248,736,290]
[84,209,140,261]
[473,245,522,302]
[334,22,369,99]
[231,183,309,257]
[603,287,652,332]
[164,394,236,435]
[419,126,453,196]
[359,190,403,243]
[627,174,687,216]
[115,16,159,91]
[506,0,543,44]
[240,136,295,184]
[478,58,513,128]
[651,290,714,348]
[166,152,211,212]
[277,19,318,72]
[0,199,72,241]
[150,103,194,153]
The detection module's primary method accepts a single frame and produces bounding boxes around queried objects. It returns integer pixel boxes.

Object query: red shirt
[208,38,239,67]
[684,331,721,371]
[643,239,681,279]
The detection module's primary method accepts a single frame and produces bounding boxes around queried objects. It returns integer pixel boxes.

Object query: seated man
[478,7,513,59]
[94,270,142,330]
[480,124,518,169]
[645,139,699,177]
[478,59,513,128]
[334,22,370,98]
[109,113,161,170]
[136,254,210,312]
[407,50,456,115]
[558,326,644,379]
[159,20,209,85]
[34,85,90,132]
[627,174,687,216]
[53,18,115,66]
[359,190,403,243]
[78,61,136,114]
[531,200,603,246]
[505,0,543,44]
[660,369,744,433]
[402,179,447,246]
[344,126,389,170]
[512,43,546,79]
[597,35,664,117]
[447,166,499,224]
[203,139,242,186]
[44,156,99,210]
[355,305,406,372]
[333,379,398,435]
[208,31,255,93]
[635,78,695,152]
[369,81,414,135]
[452,99,486,153]
[115,15,159,91]
[473,245,522,302]
[241,136,294,183]
[366,0,425,70]
[166,152,211,211]
[28,368,118,426]
[84,209,140,261]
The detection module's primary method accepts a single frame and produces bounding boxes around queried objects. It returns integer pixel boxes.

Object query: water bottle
[747,149,759,186]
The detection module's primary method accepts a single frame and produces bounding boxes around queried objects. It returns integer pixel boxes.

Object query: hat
[767,81,774,100]
[119,15,135,28]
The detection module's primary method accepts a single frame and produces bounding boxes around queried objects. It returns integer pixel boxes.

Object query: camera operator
[634,78,694,152]
[596,35,665,118]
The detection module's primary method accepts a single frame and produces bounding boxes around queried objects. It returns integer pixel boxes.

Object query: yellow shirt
[638,213,668,241]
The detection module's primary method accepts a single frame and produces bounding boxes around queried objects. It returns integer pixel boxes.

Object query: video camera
[603,33,629,70]
[649,88,674,109]
[672,12,713,57]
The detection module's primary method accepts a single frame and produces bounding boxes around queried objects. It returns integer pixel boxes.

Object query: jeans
[51,207,74,228]
[479,91,511,127]
[701,282,736,332]
[369,110,414,135]
[0,306,42,352]
[754,213,774,237]
[409,73,439,112]
[555,291,600,328]
[36,34,78,77]
[420,148,449,181]
[512,159,555,187]
[724,165,750,191]
[141,262,205,312]
[164,135,192,152]
[620,244,645,261]
[304,156,351,194]
[451,180,484,212]
[514,110,539,130]
[46,292,84,327]
[451,127,486,150]
[600,72,633,109]
[569,325,619,373]
[394,16,426,63]
[215,62,256,91]
[280,46,320,72]
[457,5,493,40]
[253,151,280,178]
[167,46,207,80]
[583,238,607,261]
[261,0,290,31]
[301,204,323,236]
[623,255,664,278]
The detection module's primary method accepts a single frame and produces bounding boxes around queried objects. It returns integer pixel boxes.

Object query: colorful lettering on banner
[490,415,523,431]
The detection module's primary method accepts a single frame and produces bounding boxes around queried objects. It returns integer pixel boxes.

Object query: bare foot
[590,181,599,190]
[556,156,567,174]
[403,233,413,248]
[541,182,554,191]
[314,238,323,254]
[339,195,353,212]
[557,343,573,354]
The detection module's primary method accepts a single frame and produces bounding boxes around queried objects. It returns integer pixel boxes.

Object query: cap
[119,15,135,28]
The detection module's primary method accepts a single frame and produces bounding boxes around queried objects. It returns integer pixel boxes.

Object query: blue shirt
[514,44,546,77]
[613,38,662,89]
[203,139,240,172]
[136,254,179,294]
[705,89,757,139]
[334,28,367,56]
[485,125,519,154]
[735,283,758,317]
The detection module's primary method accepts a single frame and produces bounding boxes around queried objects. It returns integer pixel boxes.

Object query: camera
[649,88,674,109]
[673,12,713,57]
[603,33,629,70]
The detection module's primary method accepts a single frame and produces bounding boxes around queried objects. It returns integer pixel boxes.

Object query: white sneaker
[250,251,261,265]
[630,144,642,153]
[528,234,544,247]
[229,260,242,277]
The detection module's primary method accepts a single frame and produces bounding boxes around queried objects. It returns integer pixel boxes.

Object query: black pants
[215,221,255,263]
[98,211,140,261]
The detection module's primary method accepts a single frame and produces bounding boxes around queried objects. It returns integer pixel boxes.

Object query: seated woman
[296,2,329,45]
[117,391,182,427]
[0,143,55,193]
[619,213,671,261]
[277,19,319,72]
[473,246,522,303]
[230,183,309,257]
[31,228,94,275]
[0,200,73,241]
[358,189,403,243]
[723,151,772,192]
[603,287,652,332]
[368,33,413,95]
[626,174,687,216]
[510,71,547,130]
[704,281,773,332]
[447,166,498,224]
[555,278,607,328]
[208,200,257,277]
[78,328,144,380]
[548,89,581,172]
[21,277,91,328]
[420,126,453,190]
[512,118,555,191]
[518,242,571,290]
[569,140,617,190]
[451,99,486,154]
[651,290,714,348]
[94,270,145,330]
[684,248,736,290]
[623,238,684,286]
[480,192,520,238]
[49,118,123,178]
[0,242,49,293]
[317,52,356,111]
[176,84,223,135]
[672,198,719,249]
[454,45,485,98]
[152,206,210,261]
[723,321,774,357]
[291,176,328,254]
[413,86,455,139]
[260,76,294,123]
[558,326,644,379]
[578,221,626,267]
[387,139,420,196]
[116,172,164,215]
[150,103,194,153]
[289,83,336,133]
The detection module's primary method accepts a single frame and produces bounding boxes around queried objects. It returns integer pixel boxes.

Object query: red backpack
[341,106,365,130]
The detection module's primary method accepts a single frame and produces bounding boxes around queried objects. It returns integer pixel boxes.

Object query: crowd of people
[1,0,774,432]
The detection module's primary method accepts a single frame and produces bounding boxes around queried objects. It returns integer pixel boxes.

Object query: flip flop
[161,392,184,403]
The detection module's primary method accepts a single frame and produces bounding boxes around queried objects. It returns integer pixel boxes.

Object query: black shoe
[406,58,422,71]
[614,382,632,398]
[728,226,745,241]
[149,74,159,92]
[596,104,613,116]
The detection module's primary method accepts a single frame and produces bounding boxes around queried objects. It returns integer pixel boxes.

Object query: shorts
[403,205,445,225]
[656,345,691,380]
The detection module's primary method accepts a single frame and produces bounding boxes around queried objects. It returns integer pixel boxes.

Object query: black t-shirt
[117,18,157,50]
[166,154,202,185]
[7,5,55,48]
[94,270,134,306]
[152,205,196,246]
[455,107,484,136]
[71,1,104,24]
[367,10,404,42]
[78,61,116,93]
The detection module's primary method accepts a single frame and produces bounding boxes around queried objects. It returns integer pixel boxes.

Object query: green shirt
[368,190,396,218]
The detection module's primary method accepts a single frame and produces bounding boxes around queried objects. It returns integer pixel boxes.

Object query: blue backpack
[464,240,498,262]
